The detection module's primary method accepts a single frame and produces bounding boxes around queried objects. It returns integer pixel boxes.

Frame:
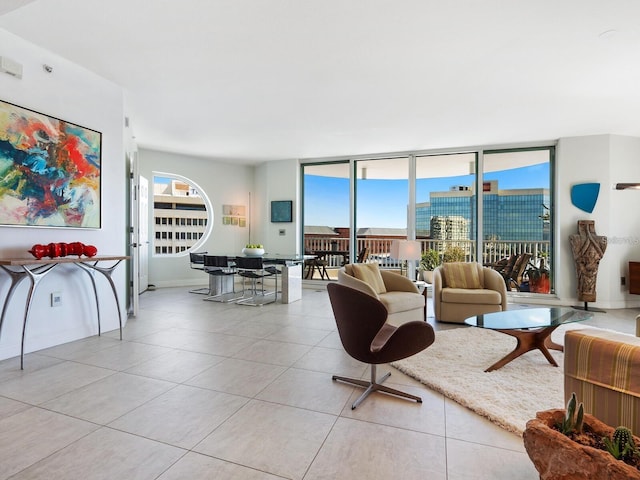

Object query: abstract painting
[0,100,101,228]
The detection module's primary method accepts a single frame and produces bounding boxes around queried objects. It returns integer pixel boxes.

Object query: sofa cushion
[442,262,481,289]
[565,329,640,435]
[351,262,387,294]
[565,329,640,399]
[441,288,502,305]
[378,291,425,315]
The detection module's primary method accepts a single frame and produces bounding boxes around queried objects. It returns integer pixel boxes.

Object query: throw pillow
[351,262,387,294]
[443,262,482,289]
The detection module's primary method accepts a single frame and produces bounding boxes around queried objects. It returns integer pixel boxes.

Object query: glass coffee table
[464,307,593,372]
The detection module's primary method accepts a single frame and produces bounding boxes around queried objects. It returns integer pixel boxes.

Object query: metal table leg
[0,264,59,369]
[74,262,103,336]
[76,260,124,341]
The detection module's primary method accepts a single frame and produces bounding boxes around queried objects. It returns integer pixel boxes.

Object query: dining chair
[203,255,241,303]
[188,251,209,294]
[235,256,277,306]
[356,247,369,263]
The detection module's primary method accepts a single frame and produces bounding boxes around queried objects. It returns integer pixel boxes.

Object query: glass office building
[416,181,550,241]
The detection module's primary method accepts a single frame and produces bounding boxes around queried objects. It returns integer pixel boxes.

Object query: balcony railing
[304,236,550,271]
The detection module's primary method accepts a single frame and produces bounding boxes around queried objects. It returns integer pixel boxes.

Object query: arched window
[152,172,213,256]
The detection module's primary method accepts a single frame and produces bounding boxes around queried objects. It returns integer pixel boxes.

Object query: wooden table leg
[485,325,562,372]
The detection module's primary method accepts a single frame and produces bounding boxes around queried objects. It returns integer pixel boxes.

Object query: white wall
[0,29,127,360]
[254,159,300,255]
[137,148,255,288]
[556,134,640,309]
[607,135,640,307]
[137,153,301,288]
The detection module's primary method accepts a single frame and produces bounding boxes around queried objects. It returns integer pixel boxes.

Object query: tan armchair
[338,263,425,326]
[433,262,507,323]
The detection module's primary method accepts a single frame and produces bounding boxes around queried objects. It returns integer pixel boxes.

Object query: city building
[153,179,207,255]
[417,180,550,241]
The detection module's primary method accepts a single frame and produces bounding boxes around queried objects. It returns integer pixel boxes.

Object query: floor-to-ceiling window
[301,144,555,294]
[355,157,409,267]
[482,147,553,293]
[302,162,351,276]
[415,153,477,263]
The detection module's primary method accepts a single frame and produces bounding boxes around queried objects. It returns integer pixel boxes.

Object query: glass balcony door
[483,148,553,293]
[302,162,350,280]
[415,153,477,263]
[354,157,409,269]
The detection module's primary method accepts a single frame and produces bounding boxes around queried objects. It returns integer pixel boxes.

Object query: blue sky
[304,163,550,228]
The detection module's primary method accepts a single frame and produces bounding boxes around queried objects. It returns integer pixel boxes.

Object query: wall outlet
[51,292,62,307]
[279,229,286,236]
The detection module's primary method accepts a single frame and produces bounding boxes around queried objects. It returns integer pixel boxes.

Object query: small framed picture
[271,200,293,223]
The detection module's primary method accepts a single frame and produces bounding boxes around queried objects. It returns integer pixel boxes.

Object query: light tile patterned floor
[0,286,637,479]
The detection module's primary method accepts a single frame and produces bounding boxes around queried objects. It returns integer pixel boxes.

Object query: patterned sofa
[564,327,640,433]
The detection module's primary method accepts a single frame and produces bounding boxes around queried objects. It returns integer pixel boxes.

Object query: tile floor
[0,286,638,479]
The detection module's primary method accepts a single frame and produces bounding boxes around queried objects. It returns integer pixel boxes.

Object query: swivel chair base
[332,364,422,410]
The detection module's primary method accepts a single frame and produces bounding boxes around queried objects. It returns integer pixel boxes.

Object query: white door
[138,175,149,293]
[127,153,139,316]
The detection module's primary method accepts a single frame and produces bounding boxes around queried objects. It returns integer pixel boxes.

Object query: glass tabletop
[228,253,313,264]
[464,307,593,330]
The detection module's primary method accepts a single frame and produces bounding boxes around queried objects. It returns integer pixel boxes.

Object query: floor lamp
[390,240,422,281]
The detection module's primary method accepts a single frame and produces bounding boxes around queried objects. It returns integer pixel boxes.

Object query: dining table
[218,253,314,303]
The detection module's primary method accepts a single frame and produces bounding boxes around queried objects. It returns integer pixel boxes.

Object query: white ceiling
[1,0,639,165]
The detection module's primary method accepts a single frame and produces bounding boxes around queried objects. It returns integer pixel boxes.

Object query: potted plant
[527,255,550,293]
[442,245,466,263]
[523,393,640,479]
[419,249,440,283]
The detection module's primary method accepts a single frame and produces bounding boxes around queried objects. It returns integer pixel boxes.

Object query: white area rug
[391,324,590,436]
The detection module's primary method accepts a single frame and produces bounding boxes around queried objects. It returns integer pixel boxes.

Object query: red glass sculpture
[28,242,98,259]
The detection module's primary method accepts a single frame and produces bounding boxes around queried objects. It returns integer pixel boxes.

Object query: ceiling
[1,0,639,165]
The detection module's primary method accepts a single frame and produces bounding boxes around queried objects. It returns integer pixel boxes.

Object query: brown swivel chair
[327,283,435,409]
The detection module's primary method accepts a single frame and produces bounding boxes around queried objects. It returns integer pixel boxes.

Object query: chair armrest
[432,266,443,319]
[483,267,508,309]
[370,324,397,353]
[376,321,436,359]
[380,270,419,293]
[371,321,436,355]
